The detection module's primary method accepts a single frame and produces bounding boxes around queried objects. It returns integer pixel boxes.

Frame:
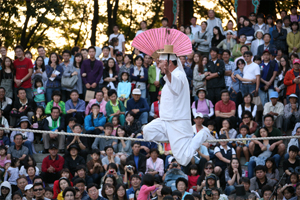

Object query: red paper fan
[132,28,193,57]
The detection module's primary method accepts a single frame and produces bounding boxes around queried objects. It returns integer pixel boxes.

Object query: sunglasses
[205,167,213,170]
[33,188,43,192]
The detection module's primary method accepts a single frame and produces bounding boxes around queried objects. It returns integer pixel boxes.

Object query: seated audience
[149,91,161,121]
[239,111,258,134]
[63,144,85,176]
[105,89,126,126]
[7,134,28,161]
[45,91,66,115]
[65,90,85,125]
[238,93,257,121]
[86,149,104,184]
[236,125,251,164]
[101,145,120,170]
[283,94,300,134]
[84,103,106,136]
[126,142,146,175]
[124,111,142,136]
[72,165,93,186]
[224,158,245,195]
[146,148,164,178]
[85,91,107,116]
[263,92,284,129]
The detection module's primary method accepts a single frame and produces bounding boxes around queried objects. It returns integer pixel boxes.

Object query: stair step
[34,144,44,152]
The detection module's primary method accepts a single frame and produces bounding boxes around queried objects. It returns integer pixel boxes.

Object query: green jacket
[45,100,66,114]
[148,64,162,92]
[105,100,126,117]
[232,44,250,58]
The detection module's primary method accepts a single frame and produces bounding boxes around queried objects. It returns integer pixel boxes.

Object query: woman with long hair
[237,16,246,31]
[118,54,134,82]
[266,15,275,44]
[192,54,209,99]
[238,18,255,45]
[224,158,244,195]
[103,58,118,90]
[115,184,128,200]
[0,57,14,99]
[196,162,220,192]
[130,56,148,98]
[32,56,47,90]
[275,55,291,104]
[211,26,225,47]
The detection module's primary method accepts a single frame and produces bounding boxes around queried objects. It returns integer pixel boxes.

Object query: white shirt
[155,64,161,81]
[109,33,125,52]
[160,67,191,120]
[242,62,260,83]
[214,145,236,155]
[135,30,145,37]
[190,25,201,35]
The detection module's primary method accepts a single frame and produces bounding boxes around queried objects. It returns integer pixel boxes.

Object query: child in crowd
[44,187,54,200]
[236,125,251,165]
[185,26,193,42]
[86,149,104,184]
[289,172,299,187]
[137,174,160,200]
[53,169,73,199]
[33,79,45,107]
[0,126,9,148]
[67,117,77,133]
[239,177,251,192]
[112,116,120,136]
[188,164,199,193]
[31,106,47,143]
[219,119,237,148]
[0,146,7,168]
[4,158,20,193]
[283,145,300,181]
[253,55,262,65]
[102,86,109,102]
[265,157,279,182]
[117,71,131,107]
[207,120,217,138]
[281,186,296,200]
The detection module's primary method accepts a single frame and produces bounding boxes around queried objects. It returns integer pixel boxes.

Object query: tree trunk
[91,0,99,46]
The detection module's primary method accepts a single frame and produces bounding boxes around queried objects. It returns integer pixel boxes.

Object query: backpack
[195,99,210,110]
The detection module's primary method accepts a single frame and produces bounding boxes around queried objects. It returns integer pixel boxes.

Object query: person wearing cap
[0,181,12,200]
[283,94,300,133]
[215,89,237,132]
[258,49,279,106]
[24,184,34,200]
[85,91,107,116]
[10,116,34,155]
[149,91,161,120]
[284,58,300,103]
[41,143,65,184]
[64,143,85,176]
[263,91,284,129]
[272,19,287,53]
[217,31,236,52]
[10,87,36,127]
[105,89,126,126]
[126,88,149,125]
[249,12,256,26]
[144,45,215,166]
[148,56,162,104]
[251,29,264,57]
[257,33,276,57]
[42,107,66,154]
[205,47,226,105]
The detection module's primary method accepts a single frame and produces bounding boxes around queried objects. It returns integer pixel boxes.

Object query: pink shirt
[137,185,156,200]
[145,157,164,176]
[85,99,107,116]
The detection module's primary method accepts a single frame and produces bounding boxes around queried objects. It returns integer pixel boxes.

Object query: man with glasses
[241,51,260,97]
[33,183,50,200]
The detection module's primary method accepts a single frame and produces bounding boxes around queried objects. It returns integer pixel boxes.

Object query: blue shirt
[232,69,243,92]
[126,98,150,118]
[126,187,137,199]
[136,135,157,156]
[259,61,278,89]
[65,98,86,114]
[134,155,139,171]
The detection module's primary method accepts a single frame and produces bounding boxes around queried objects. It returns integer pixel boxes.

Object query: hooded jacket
[0,181,12,200]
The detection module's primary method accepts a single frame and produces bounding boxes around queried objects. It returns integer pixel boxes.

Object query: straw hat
[157,45,177,55]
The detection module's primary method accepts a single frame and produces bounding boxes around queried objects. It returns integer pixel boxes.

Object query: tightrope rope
[0,127,298,143]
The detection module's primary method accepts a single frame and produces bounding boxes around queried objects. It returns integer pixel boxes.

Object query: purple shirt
[191,99,214,115]
[81,59,103,85]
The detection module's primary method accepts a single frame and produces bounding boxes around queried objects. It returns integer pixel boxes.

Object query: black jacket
[12,98,36,115]
[126,153,146,174]
[257,43,277,57]
[63,155,86,176]
[206,59,226,89]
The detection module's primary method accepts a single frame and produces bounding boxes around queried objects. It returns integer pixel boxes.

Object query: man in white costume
[143,45,215,166]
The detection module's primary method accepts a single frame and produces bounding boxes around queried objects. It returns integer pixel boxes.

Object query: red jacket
[284,68,300,96]
[41,155,65,173]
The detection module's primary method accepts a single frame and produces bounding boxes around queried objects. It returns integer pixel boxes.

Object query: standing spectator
[266,15,275,45]
[283,16,292,34]
[45,53,63,103]
[192,53,207,98]
[238,19,254,45]
[32,56,47,90]
[206,10,224,36]
[135,21,147,37]
[253,13,269,33]
[109,25,125,55]
[290,6,299,22]
[60,50,73,101]
[224,20,237,38]
[193,21,211,57]
[248,12,256,26]
[105,89,126,126]
[190,17,201,35]
[62,53,83,97]
[0,87,12,120]
[85,91,107,116]
[272,19,287,53]
[222,50,235,91]
[130,56,148,99]
[257,33,276,57]
[284,58,300,104]
[230,59,244,105]
[205,47,225,105]
[148,57,161,104]
[180,56,193,91]
[13,46,33,100]
[211,27,225,48]
[81,48,88,60]
[81,46,104,95]
[274,55,290,103]
[118,54,134,82]
[42,107,66,154]
[126,88,149,125]
[126,142,146,175]
[283,94,300,134]
[217,31,236,52]
[287,22,300,57]
[65,90,85,125]
[41,144,64,184]
[251,30,264,57]
[102,58,118,90]
[37,46,49,65]
[0,46,7,66]
[0,57,14,99]
[263,92,284,129]
[232,34,248,59]
[215,89,237,132]
[259,50,279,106]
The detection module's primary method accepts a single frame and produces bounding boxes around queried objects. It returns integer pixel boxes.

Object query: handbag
[252,96,263,111]
[61,75,78,89]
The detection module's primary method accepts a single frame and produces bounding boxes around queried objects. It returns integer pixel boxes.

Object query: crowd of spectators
[1,7,300,200]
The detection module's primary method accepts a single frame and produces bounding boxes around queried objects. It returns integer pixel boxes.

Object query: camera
[22,135,28,140]
[205,189,212,196]
[109,170,114,174]
[172,163,178,168]
[127,165,133,170]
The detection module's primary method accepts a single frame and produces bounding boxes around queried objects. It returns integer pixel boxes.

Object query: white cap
[25,184,33,191]
[132,88,142,95]
[194,113,204,119]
